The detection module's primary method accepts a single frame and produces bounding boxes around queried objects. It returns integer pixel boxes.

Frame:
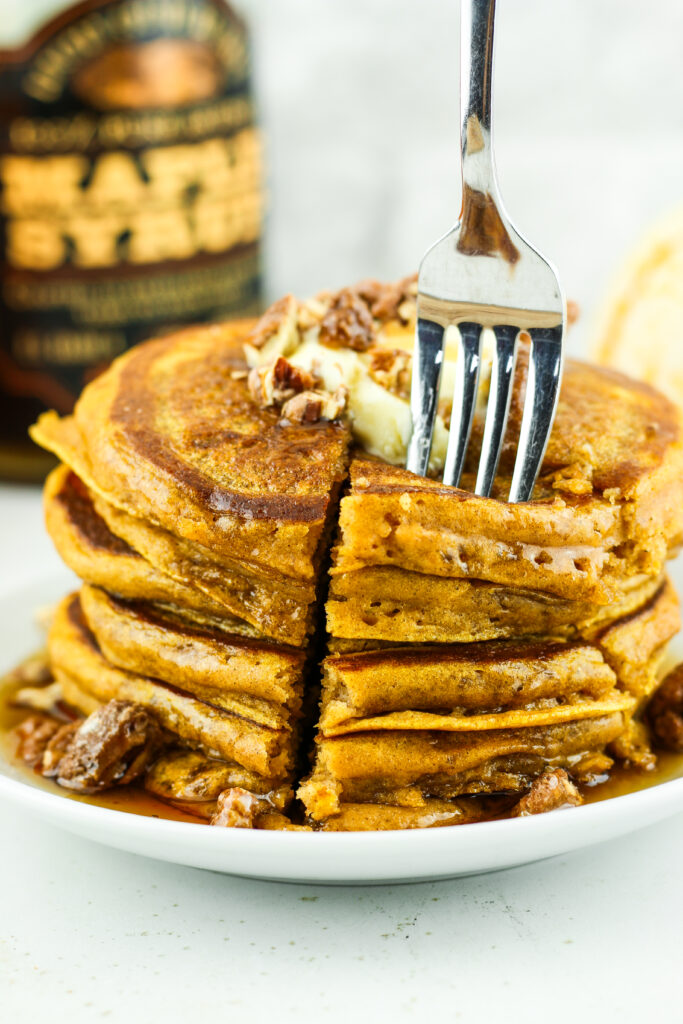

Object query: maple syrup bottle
[0,0,263,480]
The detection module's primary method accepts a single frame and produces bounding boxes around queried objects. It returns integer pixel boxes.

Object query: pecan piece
[15,715,62,768]
[8,652,52,687]
[648,664,683,751]
[319,288,375,351]
[368,347,411,398]
[41,700,162,793]
[512,768,582,817]
[248,356,316,408]
[13,680,63,715]
[42,721,81,776]
[355,274,417,323]
[210,787,266,829]
[246,294,299,352]
[280,386,347,424]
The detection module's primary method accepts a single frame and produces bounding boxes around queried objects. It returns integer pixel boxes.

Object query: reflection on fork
[406,0,565,502]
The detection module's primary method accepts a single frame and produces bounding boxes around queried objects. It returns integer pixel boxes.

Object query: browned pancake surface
[33,322,350,582]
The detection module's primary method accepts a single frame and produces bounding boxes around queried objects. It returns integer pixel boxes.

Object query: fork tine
[406,317,446,476]
[508,326,563,503]
[443,322,482,488]
[474,325,517,497]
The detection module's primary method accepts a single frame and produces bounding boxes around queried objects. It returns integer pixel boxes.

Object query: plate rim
[2,760,683,846]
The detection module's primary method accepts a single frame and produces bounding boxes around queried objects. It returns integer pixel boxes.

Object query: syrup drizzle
[2,665,682,827]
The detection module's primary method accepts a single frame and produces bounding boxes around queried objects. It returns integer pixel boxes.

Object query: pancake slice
[319,640,624,733]
[80,583,306,713]
[595,576,680,698]
[89,487,316,646]
[31,322,351,583]
[299,715,625,822]
[327,564,664,644]
[49,594,298,780]
[333,401,683,601]
[44,465,262,632]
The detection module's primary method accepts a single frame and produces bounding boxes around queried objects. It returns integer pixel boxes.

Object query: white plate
[1,570,683,885]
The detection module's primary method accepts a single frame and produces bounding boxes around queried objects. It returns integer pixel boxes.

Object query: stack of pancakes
[31,323,350,821]
[298,358,683,830]
[30,284,683,831]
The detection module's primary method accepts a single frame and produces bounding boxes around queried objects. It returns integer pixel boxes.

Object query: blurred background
[245,0,683,354]
[1,0,682,479]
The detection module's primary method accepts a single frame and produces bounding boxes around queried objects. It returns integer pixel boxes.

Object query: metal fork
[406,0,565,502]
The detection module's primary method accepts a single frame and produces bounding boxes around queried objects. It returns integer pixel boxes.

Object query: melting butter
[247,317,494,474]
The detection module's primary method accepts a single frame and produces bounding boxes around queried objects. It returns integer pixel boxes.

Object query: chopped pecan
[15,715,62,768]
[354,274,417,323]
[248,356,316,408]
[512,768,583,816]
[368,347,411,398]
[8,652,52,687]
[246,294,299,352]
[297,296,329,330]
[280,386,347,424]
[41,700,162,793]
[648,664,683,751]
[609,719,656,770]
[13,680,63,715]
[42,721,80,776]
[319,288,375,351]
[210,787,266,829]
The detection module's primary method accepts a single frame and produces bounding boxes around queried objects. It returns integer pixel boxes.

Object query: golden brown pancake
[301,581,677,827]
[80,583,306,715]
[143,749,292,814]
[44,465,260,631]
[318,640,625,735]
[50,593,299,781]
[596,577,681,698]
[31,322,350,584]
[29,282,683,831]
[323,581,679,724]
[334,350,683,606]
[327,564,664,644]
[299,715,626,823]
[88,485,316,646]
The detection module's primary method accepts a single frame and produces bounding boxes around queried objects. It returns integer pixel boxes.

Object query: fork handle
[460,0,498,196]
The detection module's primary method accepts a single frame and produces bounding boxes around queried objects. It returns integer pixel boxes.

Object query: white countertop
[1,481,682,1023]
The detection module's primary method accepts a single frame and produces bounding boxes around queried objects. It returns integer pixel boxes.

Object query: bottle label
[0,0,262,443]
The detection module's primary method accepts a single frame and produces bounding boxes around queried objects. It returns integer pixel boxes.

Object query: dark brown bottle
[0,0,263,481]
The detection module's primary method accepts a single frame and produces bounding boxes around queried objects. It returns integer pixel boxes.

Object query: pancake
[49,593,298,780]
[322,577,678,716]
[44,465,262,633]
[29,279,683,831]
[79,583,306,713]
[299,715,626,822]
[31,321,351,584]
[315,799,497,831]
[596,577,681,699]
[319,640,623,734]
[45,463,315,644]
[326,564,663,644]
[144,749,292,812]
[88,485,315,646]
[333,437,683,606]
